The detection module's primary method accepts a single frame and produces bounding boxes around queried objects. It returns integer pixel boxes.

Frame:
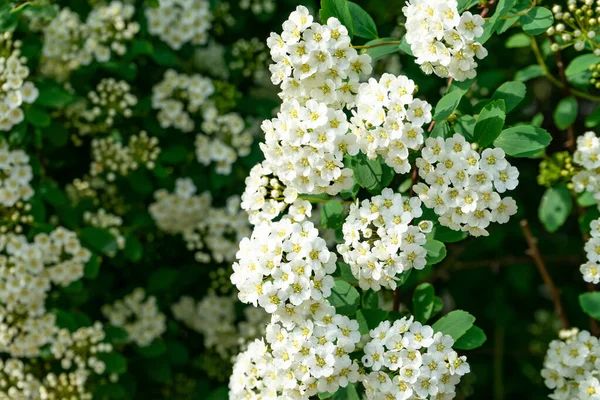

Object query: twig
[520,219,570,330]
[393,288,401,312]
[480,0,498,18]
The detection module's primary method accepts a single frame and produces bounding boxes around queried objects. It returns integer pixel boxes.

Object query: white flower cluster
[573,131,600,203]
[229,301,362,399]
[40,2,139,81]
[338,189,430,291]
[260,98,358,195]
[149,179,250,264]
[361,317,470,400]
[0,32,38,131]
[414,134,519,237]
[83,208,126,255]
[39,371,91,400]
[581,218,600,284]
[90,132,160,181]
[0,358,41,398]
[403,0,487,81]
[172,294,268,359]
[229,38,269,82]
[149,177,211,234]
[195,108,254,175]
[240,0,275,15]
[145,0,212,50]
[51,322,112,376]
[231,218,337,313]
[101,288,166,347]
[542,328,600,400]
[152,69,215,133]
[241,162,315,225]
[266,5,372,106]
[0,228,91,357]
[182,195,251,264]
[0,142,34,208]
[350,74,432,173]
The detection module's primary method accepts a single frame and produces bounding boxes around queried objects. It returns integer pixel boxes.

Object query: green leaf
[356,308,389,334]
[454,325,487,350]
[97,353,128,375]
[474,100,506,147]
[362,38,398,61]
[362,289,379,309]
[350,154,393,194]
[80,227,118,256]
[124,235,143,262]
[136,339,167,357]
[35,81,75,108]
[491,81,526,113]
[453,115,476,142]
[434,226,468,243]
[413,283,435,323]
[515,65,544,82]
[84,256,101,279]
[493,125,552,157]
[520,7,554,35]
[320,0,354,38]
[580,292,600,320]
[586,106,600,128]
[321,200,345,230]
[566,53,600,77]
[578,191,597,207]
[332,383,360,400]
[327,279,360,316]
[160,144,189,164]
[553,96,578,130]
[348,2,377,39]
[424,239,446,265]
[148,268,178,292]
[433,89,467,121]
[25,106,51,128]
[479,0,516,43]
[432,310,476,340]
[429,121,451,139]
[539,183,572,233]
[167,340,189,365]
[146,0,159,7]
[505,33,531,48]
[338,262,358,283]
[104,326,129,345]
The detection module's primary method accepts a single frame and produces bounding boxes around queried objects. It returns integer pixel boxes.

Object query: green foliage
[432,310,476,341]
[539,183,573,233]
[494,126,552,157]
[520,7,554,35]
[320,0,354,37]
[328,279,361,316]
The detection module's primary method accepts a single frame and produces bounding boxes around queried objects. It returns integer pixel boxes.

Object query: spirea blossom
[338,188,430,291]
[403,0,487,81]
[260,98,358,195]
[350,73,432,173]
[580,218,600,284]
[542,328,600,400]
[145,0,212,50]
[195,108,254,175]
[413,134,519,237]
[572,131,600,202]
[231,218,337,313]
[0,142,34,208]
[267,5,372,107]
[0,32,38,131]
[101,288,167,347]
[51,322,112,376]
[172,294,268,359]
[229,303,362,399]
[151,69,215,133]
[361,317,470,400]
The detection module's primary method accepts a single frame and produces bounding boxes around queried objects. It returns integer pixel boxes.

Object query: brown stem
[520,219,570,330]
[393,288,401,312]
[587,282,600,336]
[548,37,576,151]
[480,0,498,18]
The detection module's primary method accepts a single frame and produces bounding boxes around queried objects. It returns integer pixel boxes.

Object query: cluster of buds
[547,1,600,52]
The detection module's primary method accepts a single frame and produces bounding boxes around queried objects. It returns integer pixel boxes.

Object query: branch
[520,219,570,330]
[480,0,498,18]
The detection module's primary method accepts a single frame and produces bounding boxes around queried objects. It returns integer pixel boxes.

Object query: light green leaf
[580,292,600,320]
[327,279,360,316]
[474,100,506,147]
[350,154,393,194]
[586,106,600,128]
[434,89,467,121]
[505,33,531,48]
[79,227,118,256]
[424,239,446,265]
[539,183,572,233]
[520,7,554,35]
[356,309,389,334]
[413,283,435,323]
[454,326,487,350]
[553,96,578,130]
[321,200,345,230]
[348,2,377,39]
[320,0,354,38]
[515,65,545,82]
[493,125,552,157]
[566,53,600,77]
[491,81,527,113]
[432,310,476,340]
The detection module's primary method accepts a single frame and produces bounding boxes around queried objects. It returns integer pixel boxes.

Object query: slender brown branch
[393,288,401,312]
[480,0,498,18]
[520,219,570,330]
[548,37,576,151]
